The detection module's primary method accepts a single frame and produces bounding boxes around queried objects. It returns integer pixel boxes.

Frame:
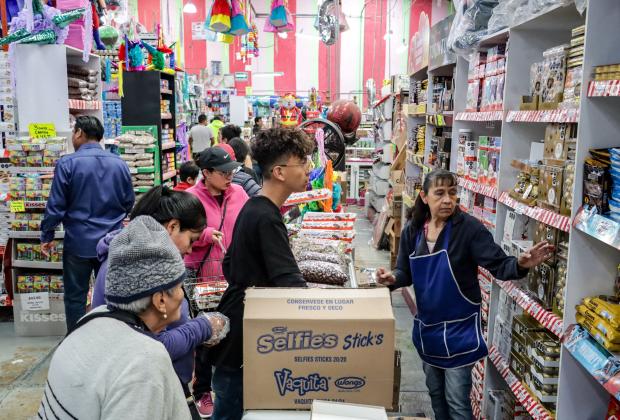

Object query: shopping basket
[184,252,229,314]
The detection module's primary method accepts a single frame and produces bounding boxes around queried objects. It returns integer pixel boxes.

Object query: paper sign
[20,292,50,311]
[28,123,56,139]
[9,200,25,213]
[245,86,253,95]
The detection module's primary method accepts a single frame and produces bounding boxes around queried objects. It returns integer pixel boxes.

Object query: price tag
[9,200,25,212]
[245,86,253,96]
[437,115,445,126]
[20,292,50,311]
[28,123,57,139]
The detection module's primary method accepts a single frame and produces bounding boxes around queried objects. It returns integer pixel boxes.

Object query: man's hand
[376,267,396,286]
[41,242,54,258]
[518,241,555,269]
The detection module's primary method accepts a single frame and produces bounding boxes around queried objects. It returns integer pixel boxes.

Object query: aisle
[0,210,434,419]
[350,207,433,418]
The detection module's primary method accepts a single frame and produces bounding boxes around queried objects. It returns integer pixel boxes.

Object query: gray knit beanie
[105,215,187,304]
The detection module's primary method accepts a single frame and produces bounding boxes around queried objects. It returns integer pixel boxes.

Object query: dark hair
[130,186,206,232]
[409,169,458,228]
[221,124,242,142]
[228,137,249,163]
[251,127,314,179]
[179,161,200,182]
[74,116,104,141]
[211,116,222,122]
[198,114,207,123]
[254,116,262,125]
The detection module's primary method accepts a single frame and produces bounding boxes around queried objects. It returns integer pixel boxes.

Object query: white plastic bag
[448,0,500,58]
[487,0,527,33]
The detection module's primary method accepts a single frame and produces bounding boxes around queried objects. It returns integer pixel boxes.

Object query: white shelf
[498,192,571,232]
[13,260,63,269]
[573,207,620,250]
[8,167,55,174]
[9,231,64,239]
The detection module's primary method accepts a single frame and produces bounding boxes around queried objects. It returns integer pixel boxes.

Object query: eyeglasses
[272,157,311,171]
[215,167,241,178]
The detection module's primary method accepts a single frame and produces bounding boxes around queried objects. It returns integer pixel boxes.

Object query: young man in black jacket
[209,127,313,420]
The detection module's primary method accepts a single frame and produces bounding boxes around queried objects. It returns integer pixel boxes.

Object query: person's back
[208,117,225,145]
[39,309,189,420]
[232,169,261,197]
[41,116,134,331]
[189,114,213,157]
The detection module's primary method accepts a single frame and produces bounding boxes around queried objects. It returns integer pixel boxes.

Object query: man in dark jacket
[216,142,262,197]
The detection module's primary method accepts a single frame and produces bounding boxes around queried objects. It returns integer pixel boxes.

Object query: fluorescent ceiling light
[183,1,197,13]
[253,72,284,78]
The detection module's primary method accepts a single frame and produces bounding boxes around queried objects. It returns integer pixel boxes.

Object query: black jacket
[392,209,528,303]
[232,170,261,197]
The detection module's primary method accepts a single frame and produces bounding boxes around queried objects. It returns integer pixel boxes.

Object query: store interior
[1,0,620,419]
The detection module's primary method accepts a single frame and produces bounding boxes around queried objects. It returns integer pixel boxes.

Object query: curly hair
[251,127,315,179]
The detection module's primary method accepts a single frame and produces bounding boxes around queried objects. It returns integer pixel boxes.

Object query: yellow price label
[28,123,57,139]
[436,115,445,126]
[10,200,25,213]
[245,86,253,96]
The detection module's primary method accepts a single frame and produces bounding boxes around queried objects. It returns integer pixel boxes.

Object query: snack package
[531,62,544,97]
[583,296,620,329]
[300,221,355,230]
[538,165,563,212]
[583,159,612,214]
[303,212,357,222]
[576,313,620,351]
[295,250,346,266]
[290,237,348,255]
[298,260,349,286]
[576,304,620,343]
[541,45,569,104]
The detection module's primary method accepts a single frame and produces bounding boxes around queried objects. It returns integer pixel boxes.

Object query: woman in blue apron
[377,170,553,420]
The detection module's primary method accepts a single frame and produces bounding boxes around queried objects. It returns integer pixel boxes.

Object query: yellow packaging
[576,304,620,343]
[583,296,620,329]
[576,313,620,351]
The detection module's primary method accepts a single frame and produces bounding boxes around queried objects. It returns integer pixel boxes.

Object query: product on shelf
[429,127,451,170]
[430,76,453,113]
[117,131,158,191]
[7,136,65,169]
[16,274,64,294]
[583,149,613,216]
[576,295,620,351]
[541,45,569,107]
[16,240,63,262]
[103,101,122,139]
[67,63,99,102]
[409,79,428,108]
[509,163,539,206]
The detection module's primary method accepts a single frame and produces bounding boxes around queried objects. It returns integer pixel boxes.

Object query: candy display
[298,260,349,286]
[7,136,66,169]
[16,240,63,262]
[466,48,506,112]
[583,149,613,216]
[303,212,357,222]
[16,274,64,294]
[103,101,122,139]
[430,76,453,113]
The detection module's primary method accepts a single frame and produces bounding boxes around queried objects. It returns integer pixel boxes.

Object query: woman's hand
[201,312,230,347]
[376,268,396,286]
[518,241,556,269]
[211,230,224,244]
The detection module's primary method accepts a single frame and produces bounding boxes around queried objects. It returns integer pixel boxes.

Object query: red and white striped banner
[488,346,555,420]
[506,109,579,123]
[588,80,620,97]
[483,268,564,338]
[68,99,101,110]
[498,192,571,232]
[456,111,503,122]
[458,177,499,199]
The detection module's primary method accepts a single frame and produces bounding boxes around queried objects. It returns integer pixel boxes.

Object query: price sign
[28,123,57,139]
[245,86,253,96]
[20,292,50,311]
[9,200,25,213]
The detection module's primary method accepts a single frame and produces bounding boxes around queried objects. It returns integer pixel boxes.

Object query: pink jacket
[185,181,249,283]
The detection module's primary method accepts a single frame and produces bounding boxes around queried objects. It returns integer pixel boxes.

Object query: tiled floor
[0,209,434,419]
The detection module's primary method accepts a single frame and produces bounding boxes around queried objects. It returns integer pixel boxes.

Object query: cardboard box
[244,288,396,410]
[311,400,388,419]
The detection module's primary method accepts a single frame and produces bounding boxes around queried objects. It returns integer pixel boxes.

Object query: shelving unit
[122,72,177,188]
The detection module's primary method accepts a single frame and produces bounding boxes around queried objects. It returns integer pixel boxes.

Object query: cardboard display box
[244,288,396,410]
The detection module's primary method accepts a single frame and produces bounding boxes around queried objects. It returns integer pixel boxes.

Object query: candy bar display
[16,274,64,294]
[575,295,620,351]
[409,79,428,108]
[303,212,357,222]
[430,76,453,113]
[16,240,63,263]
[583,149,613,216]
[561,25,585,109]
[428,127,451,170]
[465,47,506,112]
[103,101,122,140]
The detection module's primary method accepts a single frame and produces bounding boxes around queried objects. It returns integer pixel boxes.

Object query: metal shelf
[9,231,64,239]
[13,260,63,269]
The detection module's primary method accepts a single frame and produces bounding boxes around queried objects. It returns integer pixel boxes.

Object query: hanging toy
[279,93,301,127]
[208,0,232,33]
[229,0,250,36]
[269,0,287,27]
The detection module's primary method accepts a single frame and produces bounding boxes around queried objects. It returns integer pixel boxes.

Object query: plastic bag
[487,0,526,34]
[201,312,230,346]
[574,0,587,14]
[448,0,499,58]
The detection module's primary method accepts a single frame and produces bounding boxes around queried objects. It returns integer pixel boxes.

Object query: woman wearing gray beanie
[37,216,228,420]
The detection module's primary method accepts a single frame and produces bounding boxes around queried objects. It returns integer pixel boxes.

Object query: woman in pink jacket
[185,146,249,417]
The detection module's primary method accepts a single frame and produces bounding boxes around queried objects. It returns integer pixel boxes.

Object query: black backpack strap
[66,307,150,338]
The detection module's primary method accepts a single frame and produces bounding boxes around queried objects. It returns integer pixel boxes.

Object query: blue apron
[410,221,488,369]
